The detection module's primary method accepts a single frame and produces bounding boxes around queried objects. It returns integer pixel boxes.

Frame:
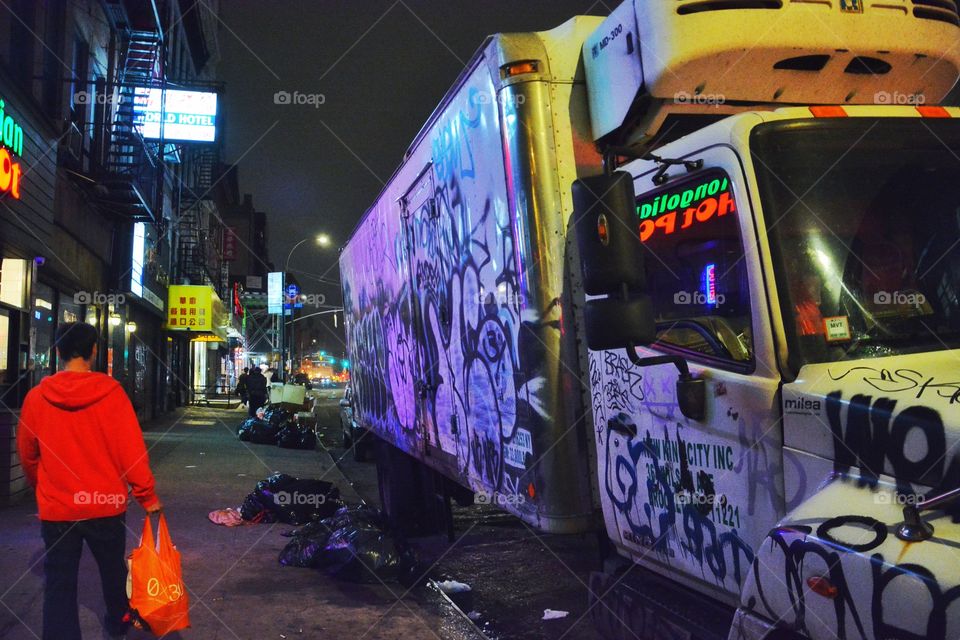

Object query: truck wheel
[375,438,446,537]
[341,423,352,449]
[353,430,369,462]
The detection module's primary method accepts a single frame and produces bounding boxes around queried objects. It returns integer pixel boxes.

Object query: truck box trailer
[339,2,960,638]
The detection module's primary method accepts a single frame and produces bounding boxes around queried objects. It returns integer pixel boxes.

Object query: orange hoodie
[17,371,159,521]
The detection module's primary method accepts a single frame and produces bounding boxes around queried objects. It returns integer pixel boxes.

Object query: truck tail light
[809,106,848,118]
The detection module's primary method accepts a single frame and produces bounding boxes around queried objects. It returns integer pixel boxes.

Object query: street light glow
[315,233,332,247]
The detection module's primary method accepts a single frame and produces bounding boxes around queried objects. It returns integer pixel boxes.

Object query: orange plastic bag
[128,514,190,636]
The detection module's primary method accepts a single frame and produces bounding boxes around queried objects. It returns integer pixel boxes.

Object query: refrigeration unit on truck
[339,1,960,639]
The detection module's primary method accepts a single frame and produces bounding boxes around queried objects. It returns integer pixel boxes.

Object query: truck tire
[353,430,370,462]
[375,438,447,537]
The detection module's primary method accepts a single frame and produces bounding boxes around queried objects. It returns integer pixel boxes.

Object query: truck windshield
[751,117,960,371]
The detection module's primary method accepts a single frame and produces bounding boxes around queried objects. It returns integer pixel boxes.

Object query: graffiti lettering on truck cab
[828,366,960,405]
[825,390,960,496]
[605,413,754,586]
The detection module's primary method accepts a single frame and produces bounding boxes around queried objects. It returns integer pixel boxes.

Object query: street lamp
[282,233,334,379]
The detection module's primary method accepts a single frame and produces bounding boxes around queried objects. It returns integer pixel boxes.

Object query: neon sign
[636,173,736,243]
[133,88,218,143]
[703,263,718,305]
[0,98,24,200]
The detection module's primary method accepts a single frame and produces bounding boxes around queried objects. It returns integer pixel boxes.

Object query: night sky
[217,1,606,302]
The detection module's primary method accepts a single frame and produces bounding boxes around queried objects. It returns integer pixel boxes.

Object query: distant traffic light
[341,359,350,368]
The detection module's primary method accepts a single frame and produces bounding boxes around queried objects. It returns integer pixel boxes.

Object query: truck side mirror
[572,172,655,349]
[572,172,705,422]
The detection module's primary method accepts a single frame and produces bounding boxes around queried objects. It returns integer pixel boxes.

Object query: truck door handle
[607,414,637,438]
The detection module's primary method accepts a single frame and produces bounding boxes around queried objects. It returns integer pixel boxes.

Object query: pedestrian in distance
[16,321,163,640]
[246,366,268,417]
[236,366,250,407]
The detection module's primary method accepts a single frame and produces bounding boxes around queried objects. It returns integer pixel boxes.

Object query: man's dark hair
[55,322,99,361]
[242,367,249,373]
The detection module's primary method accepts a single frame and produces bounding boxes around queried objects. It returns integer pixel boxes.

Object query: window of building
[636,169,753,365]
[0,259,27,309]
[0,311,9,383]
[30,282,54,380]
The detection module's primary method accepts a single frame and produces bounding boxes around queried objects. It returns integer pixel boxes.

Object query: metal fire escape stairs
[99,26,165,223]
[176,144,222,291]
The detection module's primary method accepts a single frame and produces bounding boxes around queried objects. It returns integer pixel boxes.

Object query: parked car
[338,386,371,462]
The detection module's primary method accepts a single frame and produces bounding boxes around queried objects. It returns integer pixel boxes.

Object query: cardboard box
[269,383,284,404]
[279,384,307,411]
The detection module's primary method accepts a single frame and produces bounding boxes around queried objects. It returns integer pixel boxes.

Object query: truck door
[402,166,461,466]
[593,148,784,600]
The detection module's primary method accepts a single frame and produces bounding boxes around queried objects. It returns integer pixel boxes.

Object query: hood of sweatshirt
[37,371,121,411]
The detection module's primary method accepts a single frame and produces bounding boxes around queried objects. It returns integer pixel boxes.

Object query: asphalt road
[311,386,604,640]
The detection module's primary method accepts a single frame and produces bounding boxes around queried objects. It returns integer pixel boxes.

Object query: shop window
[637,169,753,365]
[31,283,54,380]
[0,259,27,309]
[60,298,81,324]
[0,311,9,382]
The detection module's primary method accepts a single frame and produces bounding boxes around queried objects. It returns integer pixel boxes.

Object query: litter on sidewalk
[207,508,251,527]
[237,405,317,450]
[208,473,343,527]
[436,579,471,594]
[542,609,569,620]
[279,505,418,583]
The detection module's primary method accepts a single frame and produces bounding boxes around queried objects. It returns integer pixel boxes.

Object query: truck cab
[577,2,960,639]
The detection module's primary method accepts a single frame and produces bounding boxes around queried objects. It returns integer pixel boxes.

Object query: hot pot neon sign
[0,98,24,200]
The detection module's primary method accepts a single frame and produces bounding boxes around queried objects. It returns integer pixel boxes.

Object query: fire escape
[95,2,166,222]
[175,144,223,294]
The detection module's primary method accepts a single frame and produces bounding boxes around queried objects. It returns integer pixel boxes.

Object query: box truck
[339,2,960,638]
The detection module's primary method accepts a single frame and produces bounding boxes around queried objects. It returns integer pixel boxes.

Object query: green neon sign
[0,99,24,157]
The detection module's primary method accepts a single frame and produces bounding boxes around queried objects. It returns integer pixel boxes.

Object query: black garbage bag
[277,424,317,450]
[283,505,418,583]
[252,473,343,524]
[239,493,277,523]
[243,419,282,445]
[278,522,331,567]
[237,418,269,442]
[263,407,292,428]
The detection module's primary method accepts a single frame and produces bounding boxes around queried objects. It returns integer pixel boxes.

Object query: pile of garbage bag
[279,505,418,583]
[277,423,317,450]
[236,418,282,444]
[237,407,315,449]
[239,473,342,525]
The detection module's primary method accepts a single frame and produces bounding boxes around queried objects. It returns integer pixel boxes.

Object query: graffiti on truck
[603,409,755,587]
[744,515,960,640]
[340,74,557,504]
[828,366,960,405]
[825,390,960,499]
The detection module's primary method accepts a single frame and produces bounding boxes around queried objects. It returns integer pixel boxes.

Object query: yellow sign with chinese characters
[167,285,214,331]
[166,285,228,342]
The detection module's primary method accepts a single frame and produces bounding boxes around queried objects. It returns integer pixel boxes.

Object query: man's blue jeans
[40,513,128,640]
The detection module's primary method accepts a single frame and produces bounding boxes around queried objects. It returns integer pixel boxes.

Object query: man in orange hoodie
[17,321,162,640]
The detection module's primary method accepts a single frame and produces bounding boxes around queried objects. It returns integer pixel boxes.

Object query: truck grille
[913,0,960,26]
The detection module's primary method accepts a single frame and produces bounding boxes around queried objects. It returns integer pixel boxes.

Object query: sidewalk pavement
[0,403,452,639]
